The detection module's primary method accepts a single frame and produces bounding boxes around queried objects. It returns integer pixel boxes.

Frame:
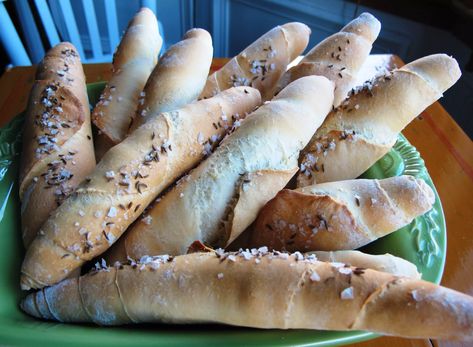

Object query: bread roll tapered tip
[402,54,461,94]
[183,28,212,41]
[343,12,381,42]
[138,7,154,14]
[281,22,312,60]
[417,178,436,206]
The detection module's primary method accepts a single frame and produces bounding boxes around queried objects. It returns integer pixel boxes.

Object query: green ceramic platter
[0,82,446,347]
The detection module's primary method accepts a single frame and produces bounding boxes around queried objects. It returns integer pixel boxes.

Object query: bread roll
[19,42,95,248]
[21,251,473,342]
[92,8,162,159]
[20,87,261,290]
[274,12,381,106]
[309,251,421,278]
[297,54,461,187]
[250,176,435,251]
[199,23,311,100]
[128,28,213,132]
[107,76,334,261]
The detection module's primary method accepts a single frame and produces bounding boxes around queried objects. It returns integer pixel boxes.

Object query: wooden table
[1,58,472,347]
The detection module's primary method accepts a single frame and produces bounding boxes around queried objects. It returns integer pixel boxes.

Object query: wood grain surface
[0,56,471,347]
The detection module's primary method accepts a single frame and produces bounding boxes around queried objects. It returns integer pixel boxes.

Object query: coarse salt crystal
[217,273,224,280]
[331,262,345,268]
[338,267,353,275]
[197,132,204,144]
[241,251,252,260]
[105,170,115,179]
[78,210,85,217]
[340,286,354,300]
[142,215,153,225]
[310,271,321,282]
[258,246,268,253]
[107,206,117,217]
[411,290,421,301]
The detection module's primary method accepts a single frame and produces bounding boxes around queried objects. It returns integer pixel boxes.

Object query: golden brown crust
[297,54,461,186]
[274,12,381,106]
[250,176,435,251]
[21,251,473,341]
[20,87,262,290]
[199,22,311,101]
[108,76,334,260]
[19,42,95,248]
[129,28,213,132]
[91,8,162,155]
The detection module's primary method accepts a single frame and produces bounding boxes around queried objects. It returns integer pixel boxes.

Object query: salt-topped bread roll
[92,8,162,159]
[250,176,435,251]
[297,54,461,186]
[199,22,311,100]
[128,28,213,132]
[106,75,334,261]
[19,42,95,248]
[274,12,381,106]
[20,87,261,290]
[21,251,473,342]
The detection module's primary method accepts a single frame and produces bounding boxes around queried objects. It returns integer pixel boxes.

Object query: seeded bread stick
[21,250,473,342]
[106,76,334,261]
[199,22,311,101]
[92,8,162,160]
[274,12,381,106]
[297,54,461,187]
[19,42,95,248]
[20,87,261,290]
[128,28,213,132]
[250,176,435,251]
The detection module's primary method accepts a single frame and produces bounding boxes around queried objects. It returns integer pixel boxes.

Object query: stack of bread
[18,8,473,343]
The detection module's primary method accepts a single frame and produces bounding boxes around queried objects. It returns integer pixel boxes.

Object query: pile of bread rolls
[18,8,473,342]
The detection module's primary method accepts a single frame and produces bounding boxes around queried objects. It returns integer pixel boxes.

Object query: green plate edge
[0,82,446,347]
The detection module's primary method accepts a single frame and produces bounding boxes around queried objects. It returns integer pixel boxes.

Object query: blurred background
[1,0,472,137]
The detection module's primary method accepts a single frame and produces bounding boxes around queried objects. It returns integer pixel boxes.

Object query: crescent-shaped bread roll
[92,8,162,159]
[106,76,334,261]
[297,54,461,187]
[249,176,435,251]
[19,42,95,248]
[199,23,311,100]
[274,12,381,106]
[20,87,261,290]
[128,28,213,132]
[21,251,473,342]
[308,251,421,279]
